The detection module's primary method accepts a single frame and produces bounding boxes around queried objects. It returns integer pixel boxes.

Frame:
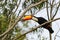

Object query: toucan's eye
[22,15,32,20]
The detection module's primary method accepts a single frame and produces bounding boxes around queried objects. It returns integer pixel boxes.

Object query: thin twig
[54,27,60,40]
[46,0,49,20]
[51,1,60,20]
[14,0,21,13]
[17,10,21,17]
[50,0,54,19]
[56,35,60,38]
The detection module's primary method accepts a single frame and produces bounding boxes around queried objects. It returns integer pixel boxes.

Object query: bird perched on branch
[22,15,54,34]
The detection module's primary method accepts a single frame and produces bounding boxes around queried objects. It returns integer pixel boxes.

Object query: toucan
[22,15,54,34]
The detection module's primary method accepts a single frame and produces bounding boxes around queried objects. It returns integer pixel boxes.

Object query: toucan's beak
[32,16,38,22]
[22,15,32,21]
[22,15,38,22]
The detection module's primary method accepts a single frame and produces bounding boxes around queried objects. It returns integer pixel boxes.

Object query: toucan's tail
[47,27,54,34]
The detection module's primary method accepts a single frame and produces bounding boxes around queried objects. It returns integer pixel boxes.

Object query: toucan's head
[22,15,38,21]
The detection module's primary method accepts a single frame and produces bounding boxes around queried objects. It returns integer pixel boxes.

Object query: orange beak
[22,15,32,21]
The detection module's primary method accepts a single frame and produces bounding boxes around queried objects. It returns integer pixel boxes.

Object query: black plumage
[35,17,54,33]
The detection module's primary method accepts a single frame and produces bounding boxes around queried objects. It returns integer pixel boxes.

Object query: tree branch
[2,34,7,40]
[49,0,54,40]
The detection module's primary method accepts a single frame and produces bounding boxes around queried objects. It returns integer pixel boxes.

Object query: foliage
[0,0,18,40]
[0,14,8,34]
[23,0,45,14]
